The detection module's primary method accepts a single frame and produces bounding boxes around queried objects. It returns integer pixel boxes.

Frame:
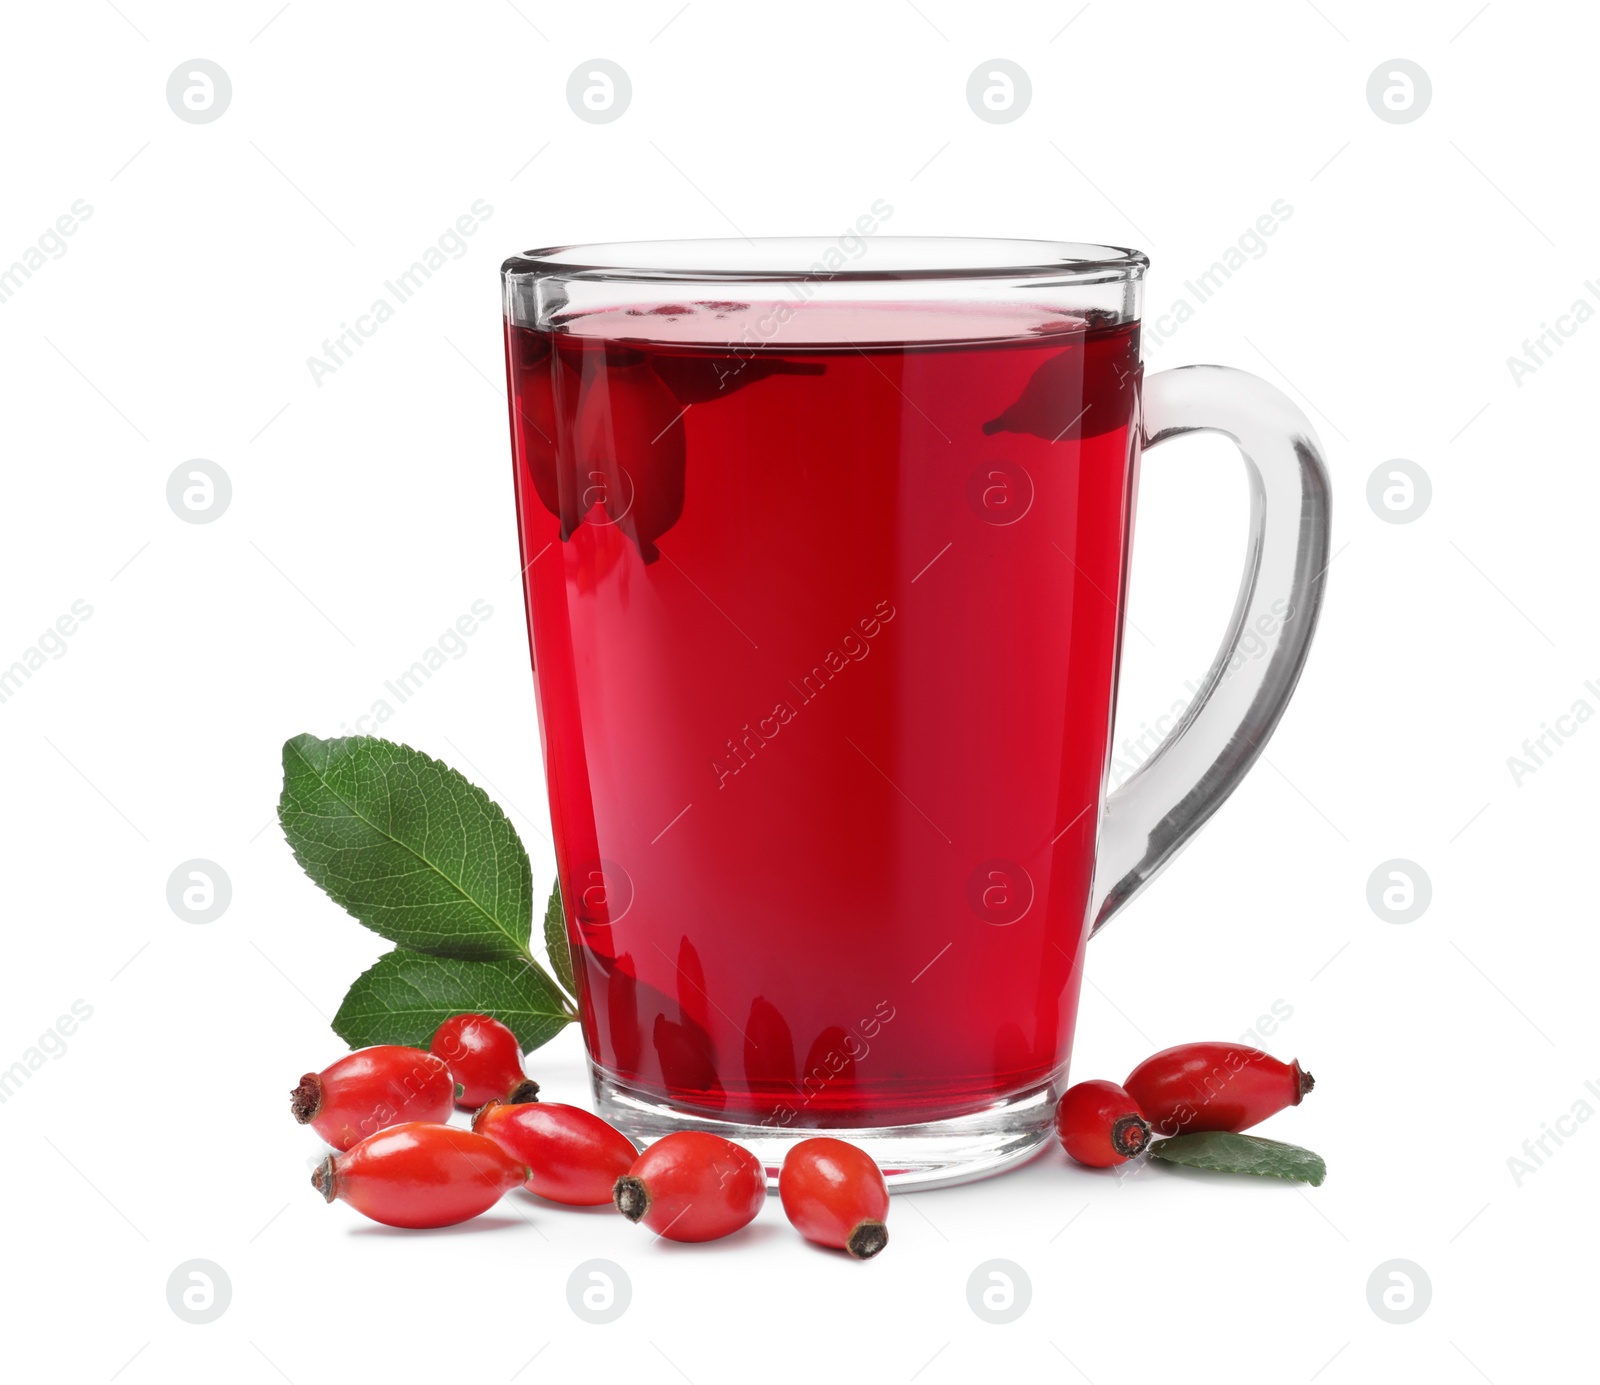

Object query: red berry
[290,1046,454,1151]
[1054,1080,1151,1167]
[1124,1042,1315,1136]
[430,1013,536,1108]
[612,1131,765,1242]
[473,1099,637,1205]
[310,1122,530,1228]
[778,1138,889,1259]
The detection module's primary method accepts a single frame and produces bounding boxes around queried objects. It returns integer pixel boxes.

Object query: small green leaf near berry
[333,949,575,1053]
[1148,1130,1326,1186]
[544,878,577,998]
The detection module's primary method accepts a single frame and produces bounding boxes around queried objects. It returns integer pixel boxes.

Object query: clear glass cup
[501,237,1331,1187]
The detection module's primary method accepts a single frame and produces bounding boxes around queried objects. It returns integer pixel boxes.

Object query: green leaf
[279,734,533,962]
[333,949,575,1052]
[543,878,576,998]
[1149,1131,1326,1186]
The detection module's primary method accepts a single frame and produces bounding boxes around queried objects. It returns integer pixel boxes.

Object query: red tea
[505,300,1140,1127]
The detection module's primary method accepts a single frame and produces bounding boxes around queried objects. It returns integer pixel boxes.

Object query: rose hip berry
[613,1131,765,1242]
[778,1137,889,1259]
[310,1122,530,1228]
[1054,1080,1151,1167]
[1124,1041,1314,1136]
[473,1099,637,1205]
[290,1045,454,1151]
[430,1013,538,1108]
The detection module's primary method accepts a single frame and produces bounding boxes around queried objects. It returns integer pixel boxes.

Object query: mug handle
[1090,365,1333,934]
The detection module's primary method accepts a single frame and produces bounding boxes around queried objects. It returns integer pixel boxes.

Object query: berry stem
[846,1220,889,1260]
[613,1175,649,1222]
[1111,1113,1152,1158]
[310,1154,338,1204]
[290,1073,322,1125]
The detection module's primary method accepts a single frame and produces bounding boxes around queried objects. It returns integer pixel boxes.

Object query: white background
[3,2,1595,1382]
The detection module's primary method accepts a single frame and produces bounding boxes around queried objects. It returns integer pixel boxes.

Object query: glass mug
[500,238,1330,1187]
